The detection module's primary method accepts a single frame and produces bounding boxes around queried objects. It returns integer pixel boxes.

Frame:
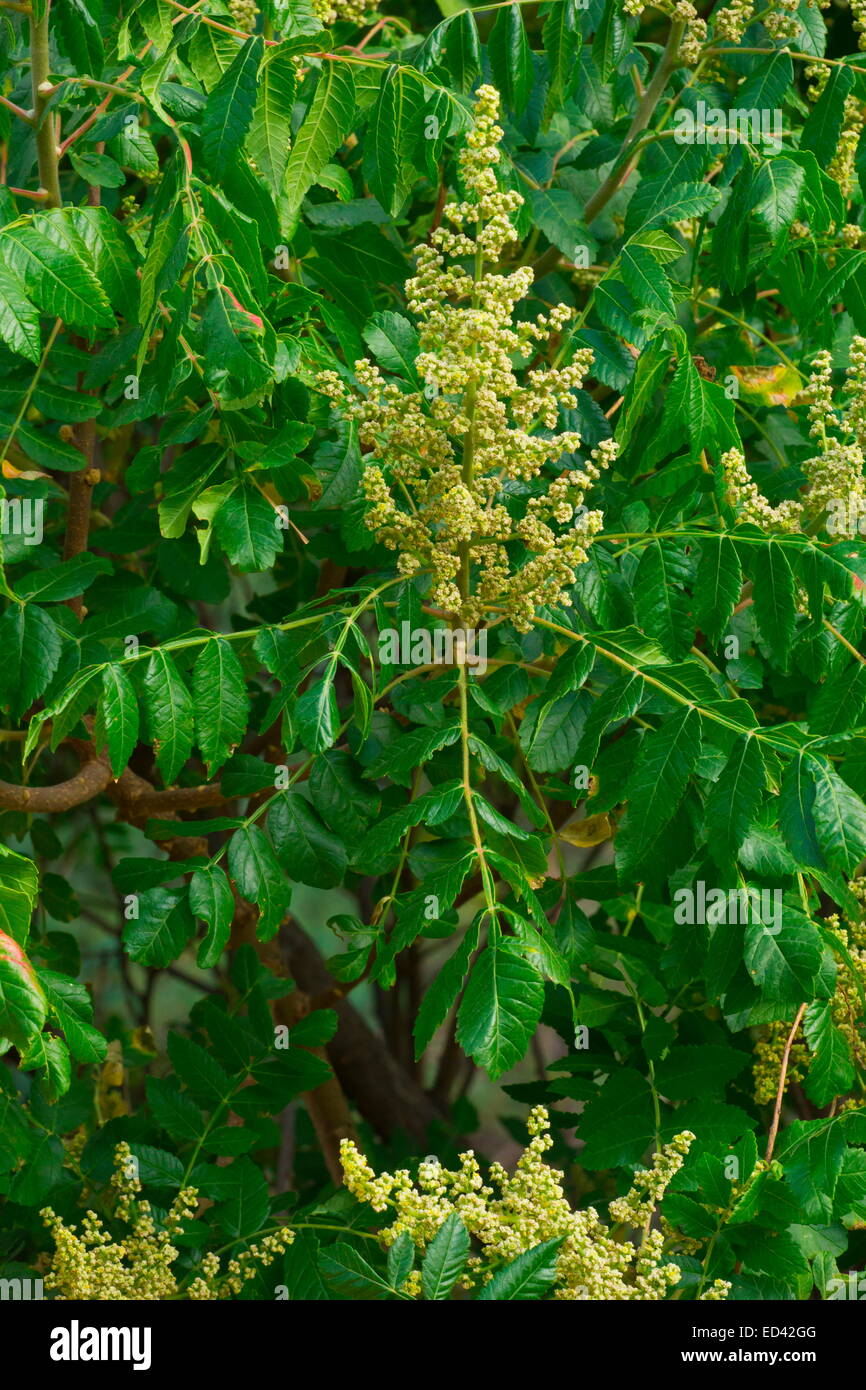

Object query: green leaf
[248,43,297,197]
[803,1000,854,1107]
[0,603,62,719]
[0,220,114,331]
[779,754,825,869]
[456,939,544,1080]
[139,201,189,332]
[594,0,630,81]
[653,1044,750,1100]
[441,12,481,93]
[364,65,426,216]
[737,51,793,112]
[141,650,194,786]
[750,540,796,666]
[578,1068,656,1167]
[518,690,589,773]
[476,1237,564,1300]
[615,331,669,448]
[0,262,40,363]
[362,311,420,382]
[420,1213,470,1300]
[14,554,110,603]
[487,5,533,115]
[319,1242,394,1300]
[752,157,805,238]
[542,0,581,122]
[193,637,248,775]
[694,535,742,647]
[616,706,702,876]
[69,150,125,188]
[308,749,380,840]
[811,662,866,735]
[0,930,46,1049]
[96,663,140,777]
[744,911,823,1013]
[633,540,692,659]
[284,61,356,229]
[54,0,104,78]
[810,760,866,874]
[40,971,106,1063]
[704,735,766,864]
[190,866,235,968]
[387,1231,415,1291]
[227,825,290,939]
[200,277,273,405]
[269,792,348,888]
[414,920,480,1059]
[620,244,675,319]
[801,65,853,165]
[18,1031,71,1100]
[145,1076,205,1143]
[653,343,739,458]
[629,181,722,234]
[367,722,460,788]
[295,675,339,753]
[530,188,592,264]
[168,1031,233,1109]
[213,484,283,573]
[202,35,264,175]
[128,1144,184,1190]
[0,846,39,946]
[123,888,195,968]
[210,1155,269,1236]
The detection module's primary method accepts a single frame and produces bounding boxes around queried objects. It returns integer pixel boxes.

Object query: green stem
[584,19,686,225]
[30,3,62,207]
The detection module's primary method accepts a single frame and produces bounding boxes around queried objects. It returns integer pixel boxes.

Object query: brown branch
[107,768,228,820]
[765,1002,807,1164]
[0,744,111,811]
[279,922,441,1145]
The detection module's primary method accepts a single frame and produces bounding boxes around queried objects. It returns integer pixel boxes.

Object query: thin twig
[765,1003,807,1164]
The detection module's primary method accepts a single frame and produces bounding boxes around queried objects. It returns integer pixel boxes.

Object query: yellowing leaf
[731,364,801,406]
[558,813,613,847]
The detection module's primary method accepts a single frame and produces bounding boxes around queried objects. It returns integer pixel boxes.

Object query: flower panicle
[319,84,616,633]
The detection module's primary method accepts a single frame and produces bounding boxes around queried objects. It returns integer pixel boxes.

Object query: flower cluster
[753,1019,810,1105]
[712,0,809,43]
[674,1,708,64]
[312,0,373,28]
[623,1,708,61]
[227,0,258,33]
[341,1106,727,1300]
[721,339,866,537]
[40,1143,293,1300]
[319,86,615,632]
[828,96,866,197]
